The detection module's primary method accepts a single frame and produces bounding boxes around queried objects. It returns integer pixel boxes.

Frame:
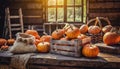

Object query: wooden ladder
[5,8,24,39]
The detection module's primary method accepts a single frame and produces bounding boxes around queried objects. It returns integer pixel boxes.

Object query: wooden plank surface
[0,51,120,68]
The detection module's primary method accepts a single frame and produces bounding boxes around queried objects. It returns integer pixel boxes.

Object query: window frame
[46,0,86,23]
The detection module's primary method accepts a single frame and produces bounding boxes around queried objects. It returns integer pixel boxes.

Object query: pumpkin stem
[43,32,48,36]
[63,23,70,30]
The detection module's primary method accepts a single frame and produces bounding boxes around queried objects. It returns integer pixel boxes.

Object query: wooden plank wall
[7,0,44,25]
[89,0,120,26]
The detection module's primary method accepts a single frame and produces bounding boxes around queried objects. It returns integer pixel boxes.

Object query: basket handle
[87,17,102,29]
[98,17,111,25]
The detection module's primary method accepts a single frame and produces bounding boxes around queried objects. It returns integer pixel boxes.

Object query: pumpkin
[88,25,101,34]
[40,32,52,42]
[7,39,15,45]
[79,24,88,34]
[37,42,50,53]
[82,44,99,58]
[0,45,9,51]
[77,34,87,40]
[25,30,40,39]
[0,38,7,46]
[102,25,113,33]
[35,39,41,46]
[52,29,65,40]
[65,24,80,39]
[103,32,120,45]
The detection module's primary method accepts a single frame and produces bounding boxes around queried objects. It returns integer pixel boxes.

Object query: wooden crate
[50,37,91,57]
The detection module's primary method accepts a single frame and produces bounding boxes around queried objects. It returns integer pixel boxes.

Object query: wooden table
[0,51,120,69]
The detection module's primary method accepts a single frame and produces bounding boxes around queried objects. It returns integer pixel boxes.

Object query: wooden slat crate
[50,37,91,57]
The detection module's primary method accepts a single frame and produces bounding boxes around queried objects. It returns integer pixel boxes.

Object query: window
[46,0,87,23]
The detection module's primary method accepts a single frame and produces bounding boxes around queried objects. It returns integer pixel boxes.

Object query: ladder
[4,8,24,39]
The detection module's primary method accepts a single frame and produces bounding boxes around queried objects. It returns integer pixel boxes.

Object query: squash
[52,29,65,40]
[82,44,99,58]
[102,25,113,33]
[0,38,7,46]
[37,42,50,53]
[7,39,15,45]
[103,32,120,45]
[79,24,88,34]
[88,25,101,34]
[65,24,80,39]
[40,32,52,42]
[25,30,40,39]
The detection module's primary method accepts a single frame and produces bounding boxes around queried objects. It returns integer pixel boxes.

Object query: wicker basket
[86,17,111,43]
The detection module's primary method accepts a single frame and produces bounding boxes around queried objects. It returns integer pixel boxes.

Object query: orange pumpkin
[103,32,120,45]
[0,38,7,46]
[0,45,9,51]
[52,29,65,40]
[102,25,113,33]
[7,39,15,45]
[65,24,80,39]
[82,44,99,58]
[77,34,87,40]
[40,32,52,42]
[88,26,101,34]
[25,30,40,38]
[37,42,50,53]
[79,24,88,34]
[35,39,41,46]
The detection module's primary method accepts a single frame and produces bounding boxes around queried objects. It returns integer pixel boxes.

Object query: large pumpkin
[25,30,40,39]
[65,24,80,39]
[103,32,120,45]
[82,44,99,58]
[88,26,101,34]
[52,29,65,40]
[102,25,113,33]
[79,24,88,34]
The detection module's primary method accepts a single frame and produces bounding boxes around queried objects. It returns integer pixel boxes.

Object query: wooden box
[50,37,91,57]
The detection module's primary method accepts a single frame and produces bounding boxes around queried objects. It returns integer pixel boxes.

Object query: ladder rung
[11,28,21,31]
[11,24,21,27]
[24,16,41,18]
[10,16,20,18]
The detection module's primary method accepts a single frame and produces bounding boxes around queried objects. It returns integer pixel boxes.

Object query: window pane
[75,0,82,5]
[48,8,56,22]
[48,0,56,6]
[57,0,64,5]
[67,0,74,5]
[83,0,87,23]
[75,7,82,22]
[67,7,74,22]
[57,8,64,22]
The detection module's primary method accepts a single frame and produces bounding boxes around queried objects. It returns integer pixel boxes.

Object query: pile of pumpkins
[0,38,15,51]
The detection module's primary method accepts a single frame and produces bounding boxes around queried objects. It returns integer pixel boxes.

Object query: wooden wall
[89,0,120,26]
[7,0,44,25]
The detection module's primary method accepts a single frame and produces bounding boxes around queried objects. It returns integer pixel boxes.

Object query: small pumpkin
[37,42,50,53]
[7,39,15,45]
[88,25,101,34]
[102,25,113,33]
[0,45,9,51]
[79,24,88,34]
[82,44,99,58]
[40,32,52,42]
[52,29,65,40]
[65,24,80,39]
[103,32,120,45]
[77,34,87,40]
[0,38,7,46]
